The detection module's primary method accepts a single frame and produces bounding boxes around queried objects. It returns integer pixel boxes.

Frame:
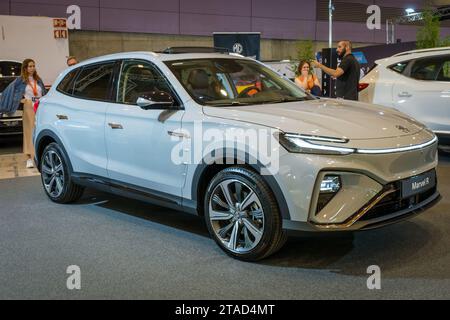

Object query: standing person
[294,60,321,94]
[0,59,46,168]
[66,56,78,67]
[311,40,360,100]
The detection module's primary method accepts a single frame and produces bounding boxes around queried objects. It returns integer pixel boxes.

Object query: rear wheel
[40,142,84,203]
[204,167,286,261]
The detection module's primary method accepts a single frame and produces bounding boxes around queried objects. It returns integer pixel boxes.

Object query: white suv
[359,47,450,148]
[34,50,439,261]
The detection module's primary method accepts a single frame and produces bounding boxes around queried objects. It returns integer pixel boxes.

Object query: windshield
[165,58,315,106]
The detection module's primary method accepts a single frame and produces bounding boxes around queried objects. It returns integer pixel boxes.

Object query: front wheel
[40,142,84,203]
[204,167,287,261]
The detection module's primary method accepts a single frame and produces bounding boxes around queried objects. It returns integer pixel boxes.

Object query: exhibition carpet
[0,157,449,299]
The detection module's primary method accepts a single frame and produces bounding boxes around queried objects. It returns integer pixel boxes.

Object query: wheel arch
[35,129,73,174]
[190,152,291,220]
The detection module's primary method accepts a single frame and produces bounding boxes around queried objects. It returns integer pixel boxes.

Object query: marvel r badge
[401,170,436,198]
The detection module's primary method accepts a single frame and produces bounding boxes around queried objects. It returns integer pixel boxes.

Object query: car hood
[202,98,426,140]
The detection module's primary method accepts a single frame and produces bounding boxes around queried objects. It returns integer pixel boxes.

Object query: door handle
[108,123,123,129]
[398,92,412,98]
[167,130,190,138]
[56,114,68,120]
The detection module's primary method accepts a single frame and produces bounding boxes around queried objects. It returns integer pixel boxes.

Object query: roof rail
[393,46,450,57]
[162,47,230,54]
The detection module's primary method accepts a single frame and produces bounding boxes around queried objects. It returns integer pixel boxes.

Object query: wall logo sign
[53,18,68,39]
[54,29,68,39]
[232,43,244,54]
[53,18,66,28]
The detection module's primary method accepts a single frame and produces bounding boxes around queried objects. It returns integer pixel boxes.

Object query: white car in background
[359,47,450,149]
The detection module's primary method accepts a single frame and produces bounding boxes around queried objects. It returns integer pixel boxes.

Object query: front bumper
[0,117,23,135]
[277,136,439,231]
[0,108,23,136]
[283,181,440,232]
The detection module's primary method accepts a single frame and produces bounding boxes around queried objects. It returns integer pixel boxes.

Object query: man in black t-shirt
[311,40,361,100]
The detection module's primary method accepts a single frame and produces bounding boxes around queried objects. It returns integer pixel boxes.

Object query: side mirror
[136,91,175,110]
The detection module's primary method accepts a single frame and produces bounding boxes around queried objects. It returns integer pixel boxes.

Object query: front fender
[189,150,291,220]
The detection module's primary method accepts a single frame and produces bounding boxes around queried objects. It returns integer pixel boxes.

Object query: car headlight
[277,132,355,155]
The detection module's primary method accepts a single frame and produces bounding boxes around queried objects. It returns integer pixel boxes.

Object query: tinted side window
[117,60,179,106]
[437,59,450,82]
[389,61,408,74]
[57,69,78,95]
[410,58,443,81]
[73,63,115,101]
[0,61,21,77]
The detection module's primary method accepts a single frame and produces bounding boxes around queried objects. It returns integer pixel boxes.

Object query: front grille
[360,173,437,221]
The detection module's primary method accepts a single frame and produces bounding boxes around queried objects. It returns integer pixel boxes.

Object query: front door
[105,59,186,197]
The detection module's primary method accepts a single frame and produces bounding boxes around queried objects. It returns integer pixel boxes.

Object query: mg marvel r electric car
[34,49,440,261]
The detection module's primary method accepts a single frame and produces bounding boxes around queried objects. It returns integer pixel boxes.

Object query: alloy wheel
[41,150,65,198]
[208,179,265,253]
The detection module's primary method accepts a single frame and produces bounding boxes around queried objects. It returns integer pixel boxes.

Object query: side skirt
[71,173,198,215]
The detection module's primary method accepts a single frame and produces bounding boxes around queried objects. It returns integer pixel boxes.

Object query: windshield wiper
[262,97,306,104]
[204,101,253,107]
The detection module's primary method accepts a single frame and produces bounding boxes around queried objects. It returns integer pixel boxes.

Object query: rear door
[393,55,450,132]
[51,61,118,177]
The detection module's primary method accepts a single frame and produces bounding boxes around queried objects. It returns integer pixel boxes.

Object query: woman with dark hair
[0,59,46,168]
[294,60,321,95]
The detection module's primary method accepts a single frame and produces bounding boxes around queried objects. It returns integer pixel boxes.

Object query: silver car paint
[36,51,439,231]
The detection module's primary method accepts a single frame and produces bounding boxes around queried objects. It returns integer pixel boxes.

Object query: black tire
[40,142,84,203]
[204,166,287,261]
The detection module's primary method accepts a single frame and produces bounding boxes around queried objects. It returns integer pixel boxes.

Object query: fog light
[320,175,341,193]
[316,175,341,213]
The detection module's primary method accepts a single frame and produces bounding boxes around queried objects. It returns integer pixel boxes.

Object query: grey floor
[0,153,449,299]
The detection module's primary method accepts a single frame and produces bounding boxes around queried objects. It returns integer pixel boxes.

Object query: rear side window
[73,62,115,101]
[57,69,78,95]
[389,62,408,74]
[410,57,442,81]
[437,59,450,82]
